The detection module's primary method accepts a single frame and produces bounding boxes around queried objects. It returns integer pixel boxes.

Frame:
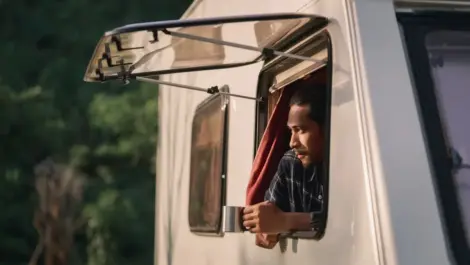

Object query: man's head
[287,84,326,167]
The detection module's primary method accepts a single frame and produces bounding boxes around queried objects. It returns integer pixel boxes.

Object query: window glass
[188,94,227,233]
[425,30,470,243]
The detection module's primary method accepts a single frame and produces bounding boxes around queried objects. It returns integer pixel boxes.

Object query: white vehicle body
[83,0,470,265]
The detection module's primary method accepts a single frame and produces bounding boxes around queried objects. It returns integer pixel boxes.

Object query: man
[242,84,326,248]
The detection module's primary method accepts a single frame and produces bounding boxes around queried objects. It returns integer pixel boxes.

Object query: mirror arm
[136,76,264,102]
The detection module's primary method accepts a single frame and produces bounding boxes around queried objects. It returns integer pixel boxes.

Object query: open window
[188,91,229,235]
[83,13,328,84]
[247,29,332,240]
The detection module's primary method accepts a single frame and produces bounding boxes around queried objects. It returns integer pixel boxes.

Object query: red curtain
[245,87,295,205]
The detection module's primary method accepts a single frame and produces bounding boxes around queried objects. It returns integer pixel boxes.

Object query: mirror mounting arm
[149,30,159,44]
[261,48,275,60]
[136,76,264,102]
[114,59,131,85]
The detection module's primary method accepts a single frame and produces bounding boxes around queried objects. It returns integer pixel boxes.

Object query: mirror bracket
[261,47,275,59]
[149,30,159,44]
[136,76,264,102]
[117,59,131,84]
[95,58,131,84]
[110,35,144,51]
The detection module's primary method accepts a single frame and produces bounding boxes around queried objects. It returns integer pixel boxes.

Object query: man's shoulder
[279,149,303,168]
[281,149,298,161]
[276,150,304,181]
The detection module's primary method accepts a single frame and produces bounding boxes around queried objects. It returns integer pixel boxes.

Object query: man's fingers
[256,242,276,249]
[267,240,278,249]
[266,234,279,241]
[244,201,270,214]
[243,219,257,228]
[255,233,278,249]
[256,240,271,249]
[256,233,269,245]
[250,226,260,233]
[242,212,257,220]
[243,206,254,214]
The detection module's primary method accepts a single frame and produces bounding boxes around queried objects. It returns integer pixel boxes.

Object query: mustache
[294,150,309,156]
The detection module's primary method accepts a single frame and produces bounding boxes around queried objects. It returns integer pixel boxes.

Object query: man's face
[287,104,323,167]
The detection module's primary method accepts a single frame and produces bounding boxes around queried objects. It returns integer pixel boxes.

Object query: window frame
[188,91,229,236]
[254,28,330,152]
[397,11,470,264]
[253,29,333,240]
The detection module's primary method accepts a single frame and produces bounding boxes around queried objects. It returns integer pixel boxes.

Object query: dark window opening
[247,31,332,239]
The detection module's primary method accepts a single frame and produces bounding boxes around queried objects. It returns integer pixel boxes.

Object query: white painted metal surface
[148,1,469,265]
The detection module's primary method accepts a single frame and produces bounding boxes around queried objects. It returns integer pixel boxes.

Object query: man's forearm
[281,212,313,231]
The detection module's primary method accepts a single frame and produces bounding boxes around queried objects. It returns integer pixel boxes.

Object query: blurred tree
[0,0,192,265]
[30,159,85,265]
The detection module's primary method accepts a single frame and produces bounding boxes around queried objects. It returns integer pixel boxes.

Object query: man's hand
[242,201,288,234]
[255,233,279,249]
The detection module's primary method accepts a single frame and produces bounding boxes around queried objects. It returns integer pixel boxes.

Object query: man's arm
[282,212,313,231]
[243,202,323,234]
[244,154,324,234]
[265,156,324,232]
[281,210,323,231]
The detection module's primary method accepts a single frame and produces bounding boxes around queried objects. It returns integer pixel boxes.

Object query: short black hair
[289,84,326,124]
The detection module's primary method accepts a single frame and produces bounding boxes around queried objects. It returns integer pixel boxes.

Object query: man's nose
[289,133,300,149]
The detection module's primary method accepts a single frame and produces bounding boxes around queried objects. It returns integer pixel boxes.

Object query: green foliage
[0,0,191,264]
[88,84,158,165]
